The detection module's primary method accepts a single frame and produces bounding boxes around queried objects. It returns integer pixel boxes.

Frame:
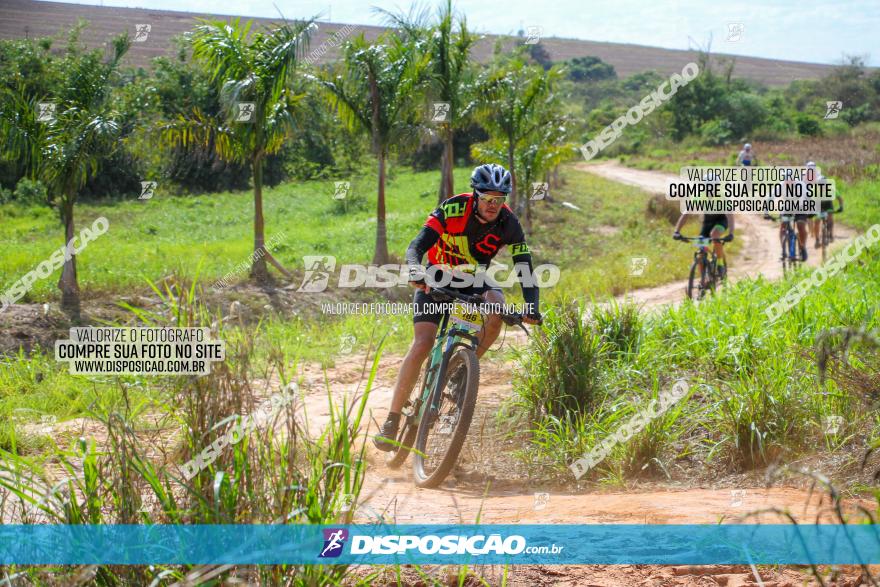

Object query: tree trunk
[368,71,389,265]
[250,155,270,283]
[373,149,389,265]
[58,196,81,322]
[438,126,454,203]
[507,138,517,211]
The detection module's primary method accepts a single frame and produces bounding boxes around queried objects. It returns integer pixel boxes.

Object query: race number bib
[450,303,482,333]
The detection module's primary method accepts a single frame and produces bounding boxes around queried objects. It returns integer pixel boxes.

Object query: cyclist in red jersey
[374,163,542,451]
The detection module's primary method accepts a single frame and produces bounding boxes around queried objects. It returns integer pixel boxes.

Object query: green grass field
[0,162,699,450]
[0,164,697,302]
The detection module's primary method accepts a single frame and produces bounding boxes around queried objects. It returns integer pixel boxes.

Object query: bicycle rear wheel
[412,347,479,488]
[788,228,798,262]
[706,259,718,295]
[687,259,701,300]
[821,219,830,262]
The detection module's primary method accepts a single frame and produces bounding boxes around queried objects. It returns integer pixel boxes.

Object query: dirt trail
[291,163,871,584]
[578,161,858,309]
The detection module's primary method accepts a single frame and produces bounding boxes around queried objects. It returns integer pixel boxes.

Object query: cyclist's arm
[405,226,440,283]
[506,222,540,321]
[735,151,744,165]
[405,207,447,287]
[726,214,735,236]
[673,213,689,234]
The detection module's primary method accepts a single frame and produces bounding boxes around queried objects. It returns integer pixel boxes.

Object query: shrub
[796,114,822,136]
[13,178,47,205]
[698,119,735,146]
[592,301,643,356]
[514,300,607,420]
[645,193,680,225]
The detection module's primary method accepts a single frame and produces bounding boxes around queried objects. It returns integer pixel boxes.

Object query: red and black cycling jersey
[405,192,539,315]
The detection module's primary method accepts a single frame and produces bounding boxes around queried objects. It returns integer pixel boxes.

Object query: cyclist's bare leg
[389,322,438,413]
[475,289,504,358]
[779,223,787,253]
[828,214,835,239]
[796,220,808,249]
[710,226,726,266]
[812,218,821,247]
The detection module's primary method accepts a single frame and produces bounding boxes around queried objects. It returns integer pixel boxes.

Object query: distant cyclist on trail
[736,143,756,166]
[373,163,542,451]
[776,162,813,261]
[672,172,735,280]
[810,170,844,248]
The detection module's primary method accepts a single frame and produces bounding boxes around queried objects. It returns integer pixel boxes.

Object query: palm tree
[316,33,426,264]
[471,114,571,233]
[377,1,477,202]
[0,34,132,320]
[475,57,558,211]
[162,17,315,282]
[0,85,50,184]
[515,119,573,232]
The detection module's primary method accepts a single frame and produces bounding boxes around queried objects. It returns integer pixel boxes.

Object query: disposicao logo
[318,528,348,558]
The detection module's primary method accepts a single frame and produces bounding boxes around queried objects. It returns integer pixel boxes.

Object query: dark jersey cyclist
[811,173,844,248]
[374,163,542,451]
[672,172,735,279]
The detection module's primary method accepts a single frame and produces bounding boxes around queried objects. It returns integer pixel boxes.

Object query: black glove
[673,232,684,241]
[836,205,843,213]
[723,233,734,242]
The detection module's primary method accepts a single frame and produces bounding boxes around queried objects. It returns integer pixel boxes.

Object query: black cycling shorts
[699,215,729,238]
[413,283,502,325]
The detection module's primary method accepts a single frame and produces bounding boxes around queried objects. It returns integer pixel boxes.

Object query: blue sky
[58,0,879,65]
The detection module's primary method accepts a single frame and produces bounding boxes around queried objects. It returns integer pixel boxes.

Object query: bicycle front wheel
[385,419,418,469]
[412,347,479,488]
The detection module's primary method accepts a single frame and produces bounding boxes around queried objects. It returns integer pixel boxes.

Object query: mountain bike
[674,235,729,300]
[777,215,803,274]
[817,209,837,262]
[384,286,534,488]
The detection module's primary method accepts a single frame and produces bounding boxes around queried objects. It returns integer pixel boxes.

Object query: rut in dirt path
[577,160,859,309]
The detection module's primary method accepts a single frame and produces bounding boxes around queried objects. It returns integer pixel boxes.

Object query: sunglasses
[475,190,507,205]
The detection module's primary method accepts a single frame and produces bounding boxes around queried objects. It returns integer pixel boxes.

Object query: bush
[567,56,617,82]
[723,91,768,138]
[796,114,822,136]
[592,301,643,356]
[12,178,47,205]
[645,192,680,225]
[698,119,735,146]
[514,300,607,420]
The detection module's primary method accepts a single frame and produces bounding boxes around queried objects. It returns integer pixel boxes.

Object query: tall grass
[513,299,608,421]
[0,276,382,586]
[514,243,880,481]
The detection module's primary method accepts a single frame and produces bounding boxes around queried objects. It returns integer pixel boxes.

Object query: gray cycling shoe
[373,418,399,452]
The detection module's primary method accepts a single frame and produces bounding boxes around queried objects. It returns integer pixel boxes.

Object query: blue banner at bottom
[2,524,880,565]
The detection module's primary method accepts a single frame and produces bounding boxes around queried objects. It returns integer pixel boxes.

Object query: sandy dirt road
[579,161,858,309]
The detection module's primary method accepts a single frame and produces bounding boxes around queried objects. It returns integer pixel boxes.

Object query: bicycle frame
[415,308,481,421]
[780,216,801,263]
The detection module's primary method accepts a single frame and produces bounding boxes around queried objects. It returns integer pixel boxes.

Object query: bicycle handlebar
[426,286,542,330]
[674,235,730,243]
